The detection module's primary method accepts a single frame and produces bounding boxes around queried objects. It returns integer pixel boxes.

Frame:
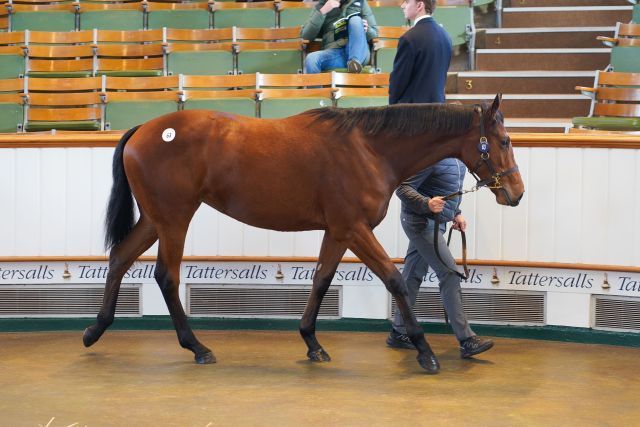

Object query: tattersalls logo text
[508,271,593,289]
[185,264,267,280]
[290,266,374,282]
[0,265,54,280]
[618,276,640,293]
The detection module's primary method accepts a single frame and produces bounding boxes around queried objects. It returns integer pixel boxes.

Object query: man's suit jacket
[388,17,452,105]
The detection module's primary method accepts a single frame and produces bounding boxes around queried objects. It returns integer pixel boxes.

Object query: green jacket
[300,0,379,50]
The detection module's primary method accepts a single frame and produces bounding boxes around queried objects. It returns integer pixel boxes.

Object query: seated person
[301,0,378,73]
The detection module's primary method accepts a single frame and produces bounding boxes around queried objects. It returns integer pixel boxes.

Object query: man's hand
[320,0,341,15]
[363,18,368,32]
[452,214,467,232]
[428,196,445,214]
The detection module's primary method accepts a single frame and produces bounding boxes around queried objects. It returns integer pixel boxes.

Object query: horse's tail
[104,125,141,250]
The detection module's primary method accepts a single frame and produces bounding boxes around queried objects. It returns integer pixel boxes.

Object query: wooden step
[502,6,633,28]
[506,0,629,7]
[456,71,596,94]
[477,27,615,49]
[447,94,591,118]
[475,48,610,71]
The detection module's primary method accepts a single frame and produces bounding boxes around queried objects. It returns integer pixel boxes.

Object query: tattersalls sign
[0,261,639,297]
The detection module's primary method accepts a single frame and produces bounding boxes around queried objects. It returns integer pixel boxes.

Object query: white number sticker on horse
[162,128,176,142]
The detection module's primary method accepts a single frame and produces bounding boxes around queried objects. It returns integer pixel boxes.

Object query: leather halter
[433,105,519,281]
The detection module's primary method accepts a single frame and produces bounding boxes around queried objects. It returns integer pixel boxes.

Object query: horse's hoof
[307,348,331,362]
[195,351,216,364]
[417,353,440,374]
[82,326,100,348]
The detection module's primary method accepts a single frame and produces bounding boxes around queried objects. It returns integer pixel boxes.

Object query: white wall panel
[66,149,93,255]
[501,147,529,260]
[14,150,40,255]
[606,150,635,266]
[217,214,244,255]
[40,149,66,255]
[268,231,294,256]
[243,225,268,256]
[581,149,609,264]
[475,188,502,260]
[554,149,582,263]
[1,146,638,269]
[373,197,399,259]
[527,148,556,261]
[459,172,479,259]
[189,204,219,256]
[0,150,16,256]
[635,151,640,266]
[90,148,113,256]
[293,230,321,257]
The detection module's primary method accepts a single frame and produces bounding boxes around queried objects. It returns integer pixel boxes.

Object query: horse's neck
[373,133,462,185]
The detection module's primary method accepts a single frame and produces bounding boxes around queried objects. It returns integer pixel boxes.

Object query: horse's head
[460,94,525,207]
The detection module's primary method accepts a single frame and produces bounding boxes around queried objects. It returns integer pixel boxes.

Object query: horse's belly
[203,197,325,232]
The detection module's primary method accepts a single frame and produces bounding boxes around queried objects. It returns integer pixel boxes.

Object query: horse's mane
[305,103,478,137]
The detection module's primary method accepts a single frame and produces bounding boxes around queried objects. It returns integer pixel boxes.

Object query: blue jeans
[392,213,475,342]
[304,16,370,74]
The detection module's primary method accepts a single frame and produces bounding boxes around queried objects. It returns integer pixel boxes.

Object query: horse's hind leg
[300,232,346,362]
[84,214,158,347]
[343,223,439,374]
[155,225,214,364]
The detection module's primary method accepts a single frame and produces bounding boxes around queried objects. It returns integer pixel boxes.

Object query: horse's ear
[488,93,502,120]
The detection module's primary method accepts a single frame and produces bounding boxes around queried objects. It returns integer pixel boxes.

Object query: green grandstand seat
[633,4,639,23]
[1,7,10,31]
[333,72,388,108]
[0,78,24,133]
[104,76,179,130]
[79,1,144,31]
[369,0,407,27]
[26,28,95,76]
[276,1,315,28]
[212,1,276,28]
[433,5,473,49]
[572,71,640,132]
[599,23,640,73]
[0,31,25,78]
[9,1,78,31]
[611,47,640,72]
[235,27,304,74]
[257,72,334,118]
[95,29,165,77]
[23,76,104,131]
[166,28,234,76]
[147,1,212,30]
[181,74,257,117]
[372,26,407,73]
[25,45,95,78]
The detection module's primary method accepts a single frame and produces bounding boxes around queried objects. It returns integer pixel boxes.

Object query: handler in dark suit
[388,0,451,104]
[386,0,494,361]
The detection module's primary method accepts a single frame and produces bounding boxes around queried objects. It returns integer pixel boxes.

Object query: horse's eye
[501,137,511,148]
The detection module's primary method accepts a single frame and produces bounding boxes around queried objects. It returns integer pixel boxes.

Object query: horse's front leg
[300,232,346,363]
[346,223,440,374]
[84,215,157,347]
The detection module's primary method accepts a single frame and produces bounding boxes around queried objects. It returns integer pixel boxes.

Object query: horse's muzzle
[510,192,524,207]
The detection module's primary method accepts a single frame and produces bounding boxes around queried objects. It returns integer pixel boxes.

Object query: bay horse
[83,94,524,374]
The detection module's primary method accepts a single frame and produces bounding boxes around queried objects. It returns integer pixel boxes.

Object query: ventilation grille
[392,289,545,325]
[187,285,341,319]
[594,295,640,333]
[0,285,141,317]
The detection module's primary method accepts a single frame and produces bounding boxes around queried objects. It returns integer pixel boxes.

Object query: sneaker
[386,329,416,350]
[460,336,494,358]
[347,59,363,74]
